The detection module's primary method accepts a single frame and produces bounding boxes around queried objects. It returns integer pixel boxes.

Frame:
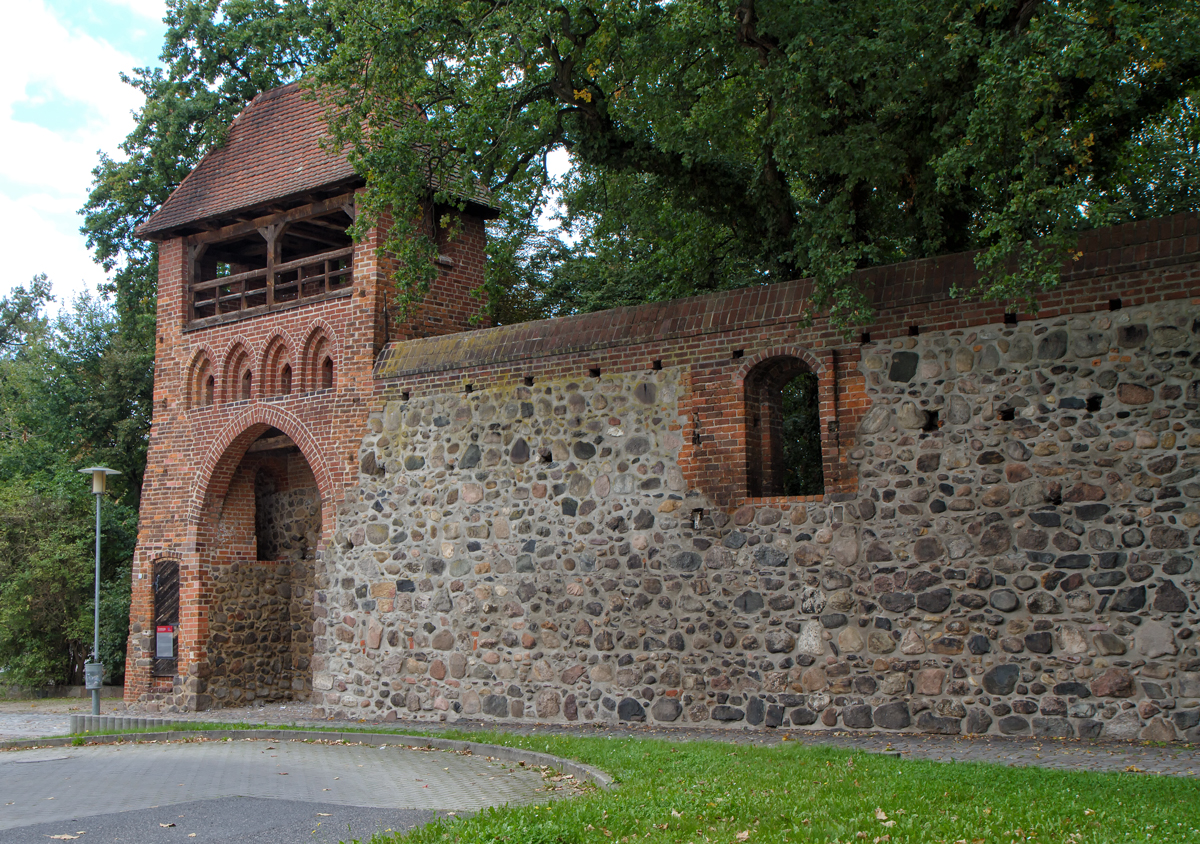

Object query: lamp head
[78,466,120,494]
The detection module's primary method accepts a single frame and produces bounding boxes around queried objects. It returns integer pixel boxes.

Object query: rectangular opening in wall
[1109,298,1122,311]
[464,383,473,394]
[744,358,824,498]
[998,407,1015,421]
[860,332,871,344]
[1004,312,1018,325]
[589,367,601,378]
[732,349,744,360]
[908,325,920,337]
[524,376,534,387]
[652,359,662,371]
[1086,395,1103,412]
[921,409,940,432]
[188,199,355,325]
[401,391,410,401]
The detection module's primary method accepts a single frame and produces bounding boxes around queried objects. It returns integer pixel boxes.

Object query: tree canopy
[81,0,340,341]
[0,285,139,686]
[316,0,1200,327]
[3,0,1183,687]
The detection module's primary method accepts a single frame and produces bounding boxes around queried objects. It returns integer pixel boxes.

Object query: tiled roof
[138,83,359,239]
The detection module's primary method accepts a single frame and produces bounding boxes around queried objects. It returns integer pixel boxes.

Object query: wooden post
[259,224,280,307]
[187,243,207,321]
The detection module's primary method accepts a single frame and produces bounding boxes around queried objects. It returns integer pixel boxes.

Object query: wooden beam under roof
[184,191,357,247]
[245,434,298,453]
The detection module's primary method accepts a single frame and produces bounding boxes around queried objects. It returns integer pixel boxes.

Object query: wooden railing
[190,247,353,323]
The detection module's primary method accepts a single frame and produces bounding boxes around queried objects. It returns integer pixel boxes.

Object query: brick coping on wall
[375,213,1200,383]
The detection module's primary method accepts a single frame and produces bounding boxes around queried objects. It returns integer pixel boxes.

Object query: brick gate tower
[125,83,493,709]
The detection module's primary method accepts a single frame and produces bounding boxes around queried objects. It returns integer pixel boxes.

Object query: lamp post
[78,466,120,716]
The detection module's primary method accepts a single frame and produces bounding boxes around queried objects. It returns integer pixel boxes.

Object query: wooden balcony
[188,247,353,328]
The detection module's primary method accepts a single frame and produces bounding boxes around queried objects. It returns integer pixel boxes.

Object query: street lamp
[78,466,120,716]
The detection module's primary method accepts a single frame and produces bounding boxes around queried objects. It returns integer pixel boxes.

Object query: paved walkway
[0,737,551,842]
[4,697,1200,779]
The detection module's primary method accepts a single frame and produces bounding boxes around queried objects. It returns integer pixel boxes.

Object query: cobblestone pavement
[0,737,550,836]
[5,697,1200,778]
[122,701,1200,778]
[0,711,75,740]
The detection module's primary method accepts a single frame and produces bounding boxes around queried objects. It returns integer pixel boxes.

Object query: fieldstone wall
[256,484,322,562]
[311,298,1200,740]
[206,559,317,707]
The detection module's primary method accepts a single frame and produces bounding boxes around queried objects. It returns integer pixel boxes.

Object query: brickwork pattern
[130,210,1200,740]
[126,207,488,709]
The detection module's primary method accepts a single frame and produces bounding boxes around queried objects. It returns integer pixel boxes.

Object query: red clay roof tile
[138,83,358,239]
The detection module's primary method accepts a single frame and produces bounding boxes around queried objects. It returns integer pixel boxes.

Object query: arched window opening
[190,356,214,409]
[203,375,215,407]
[262,338,292,397]
[745,356,824,498]
[302,329,333,392]
[222,344,252,404]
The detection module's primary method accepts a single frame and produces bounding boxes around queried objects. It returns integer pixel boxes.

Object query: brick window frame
[300,323,338,393]
[185,347,216,409]
[221,339,256,404]
[260,331,295,397]
[734,346,837,503]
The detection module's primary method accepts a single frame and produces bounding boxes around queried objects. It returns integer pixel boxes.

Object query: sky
[0,0,166,309]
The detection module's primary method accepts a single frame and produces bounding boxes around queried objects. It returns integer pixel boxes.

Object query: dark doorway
[745,357,825,497]
[205,427,320,706]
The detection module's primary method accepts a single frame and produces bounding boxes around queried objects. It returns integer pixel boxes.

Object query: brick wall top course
[375,213,1200,382]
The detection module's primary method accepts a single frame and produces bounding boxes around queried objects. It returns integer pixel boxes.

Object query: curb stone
[0,727,614,790]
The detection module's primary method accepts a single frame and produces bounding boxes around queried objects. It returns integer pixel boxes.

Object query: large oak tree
[316,0,1200,327]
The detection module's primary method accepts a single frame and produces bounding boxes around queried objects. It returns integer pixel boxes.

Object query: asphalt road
[0,738,551,843]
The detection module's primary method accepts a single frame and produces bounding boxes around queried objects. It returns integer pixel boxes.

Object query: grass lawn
[357,730,1200,844]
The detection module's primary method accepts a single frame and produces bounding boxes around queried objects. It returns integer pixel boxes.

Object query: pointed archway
[181,407,335,709]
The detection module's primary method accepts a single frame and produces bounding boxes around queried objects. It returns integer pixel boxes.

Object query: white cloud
[106,0,167,19]
[0,0,164,307]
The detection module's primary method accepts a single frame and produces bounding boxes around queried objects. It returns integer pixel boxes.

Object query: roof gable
[138,83,358,239]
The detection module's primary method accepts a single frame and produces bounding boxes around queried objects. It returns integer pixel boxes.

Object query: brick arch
[184,344,217,409]
[258,330,296,397]
[734,345,826,384]
[219,337,257,403]
[186,405,335,535]
[734,345,833,500]
[300,321,339,391]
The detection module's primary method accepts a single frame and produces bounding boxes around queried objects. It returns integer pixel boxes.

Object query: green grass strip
[361,730,1200,844]
[60,722,1200,843]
